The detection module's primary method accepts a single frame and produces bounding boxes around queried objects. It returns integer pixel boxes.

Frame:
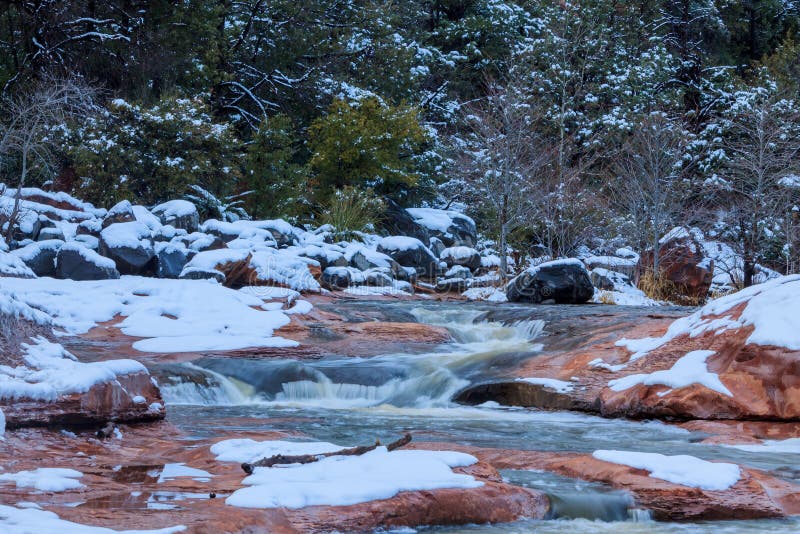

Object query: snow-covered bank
[0,505,185,533]
[592,450,740,491]
[211,439,481,508]
[0,276,299,353]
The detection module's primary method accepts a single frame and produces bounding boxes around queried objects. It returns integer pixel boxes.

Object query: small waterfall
[274,368,469,408]
[161,306,545,409]
[159,363,250,406]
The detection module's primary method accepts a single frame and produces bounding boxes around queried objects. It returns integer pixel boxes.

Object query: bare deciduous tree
[457,80,553,279]
[715,93,800,286]
[608,113,688,274]
[0,75,95,241]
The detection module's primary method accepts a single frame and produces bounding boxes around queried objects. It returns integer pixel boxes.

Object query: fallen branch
[241,433,412,474]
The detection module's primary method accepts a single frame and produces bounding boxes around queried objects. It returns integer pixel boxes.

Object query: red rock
[0,427,549,533]
[413,443,800,521]
[1,371,164,429]
[637,227,713,301]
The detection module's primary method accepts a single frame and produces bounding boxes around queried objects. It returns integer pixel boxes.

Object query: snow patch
[592,450,740,490]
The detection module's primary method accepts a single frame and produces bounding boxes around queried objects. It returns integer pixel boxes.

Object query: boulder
[2,370,164,428]
[151,199,200,233]
[56,242,120,280]
[102,199,136,228]
[364,268,394,287]
[590,268,631,291]
[99,221,156,275]
[637,226,713,301]
[37,226,65,242]
[506,259,594,304]
[154,242,189,279]
[441,246,481,271]
[429,236,446,258]
[7,210,42,242]
[377,198,429,244]
[11,240,63,277]
[322,266,353,289]
[179,248,253,287]
[377,236,441,279]
[406,207,477,248]
[76,218,102,237]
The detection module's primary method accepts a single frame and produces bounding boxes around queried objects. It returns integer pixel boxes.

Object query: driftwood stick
[241,433,412,474]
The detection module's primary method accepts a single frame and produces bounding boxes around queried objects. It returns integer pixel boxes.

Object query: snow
[0,505,185,533]
[100,221,152,249]
[592,450,740,491]
[152,200,197,218]
[378,235,429,252]
[211,439,481,509]
[590,286,661,307]
[285,300,313,315]
[440,246,478,261]
[659,226,691,245]
[343,284,413,296]
[0,277,297,353]
[11,239,63,262]
[520,258,587,278]
[0,468,84,492]
[516,377,574,393]
[723,438,800,454]
[0,337,147,401]
[616,275,800,362]
[406,208,475,234]
[60,242,117,269]
[210,439,345,463]
[180,248,249,278]
[462,286,508,302]
[583,255,636,268]
[157,464,213,483]
[608,350,732,397]
[0,251,35,278]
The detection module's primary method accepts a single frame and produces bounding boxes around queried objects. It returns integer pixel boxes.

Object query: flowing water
[158,301,800,532]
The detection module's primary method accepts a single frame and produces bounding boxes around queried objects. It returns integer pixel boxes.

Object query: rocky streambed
[2,294,800,533]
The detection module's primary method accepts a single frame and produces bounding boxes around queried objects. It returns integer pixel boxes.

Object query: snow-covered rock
[56,242,120,280]
[377,236,440,278]
[101,199,136,228]
[10,240,63,277]
[406,208,477,248]
[154,242,188,279]
[99,222,156,275]
[440,246,480,271]
[151,199,200,233]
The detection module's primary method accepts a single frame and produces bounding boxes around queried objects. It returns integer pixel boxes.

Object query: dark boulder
[11,240,63,277]
[154,242,189,279]
[506,259,593,304]
[321,266,353,289]
[151,200,200,233]
[406,208,477,248]
[377,236,441,279]
[99,221,156,275]
[56,242,120,280]
[440,246,481,271]
[377,198,430,244]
